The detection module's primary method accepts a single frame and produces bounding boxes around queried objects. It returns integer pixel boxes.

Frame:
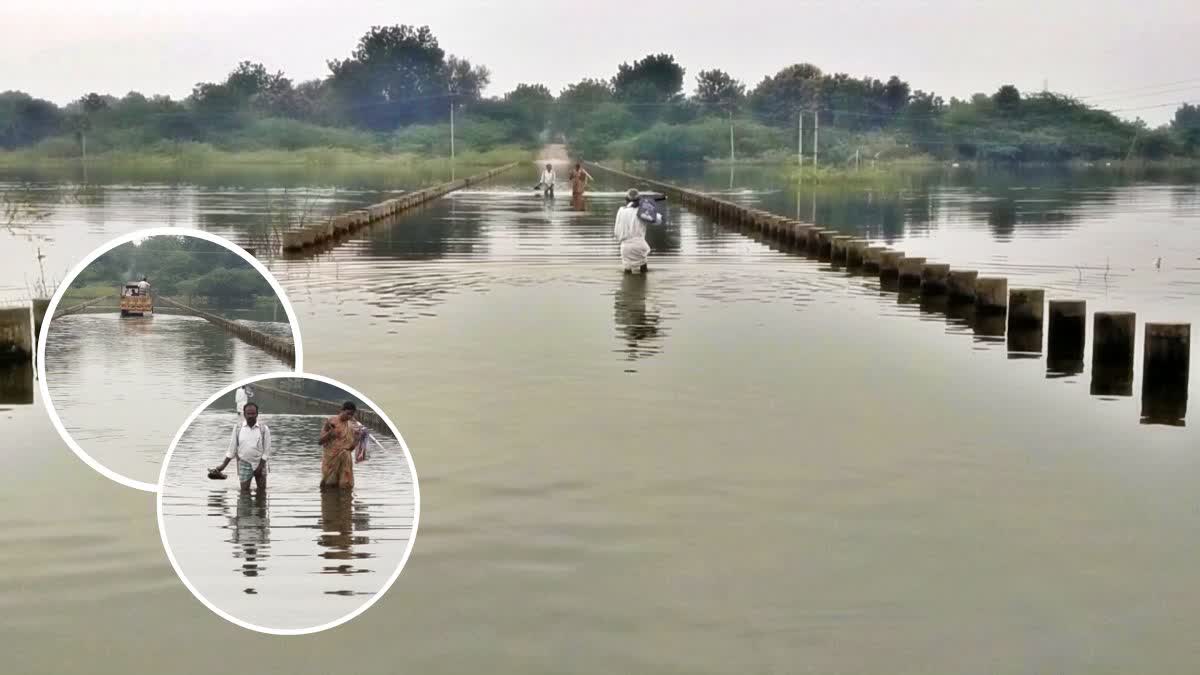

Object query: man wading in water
[614,189,652,274]
[210,402,271,493]
[537,163,556,196]
[319,401,363,490]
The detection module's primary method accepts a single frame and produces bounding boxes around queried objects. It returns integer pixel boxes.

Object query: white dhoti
[614,204,651,271]
[619,238,651,271]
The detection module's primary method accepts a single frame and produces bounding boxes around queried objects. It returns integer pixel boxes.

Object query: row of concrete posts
[282,163,521,252]
[585,162,1190,425]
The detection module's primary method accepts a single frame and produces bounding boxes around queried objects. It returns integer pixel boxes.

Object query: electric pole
[798,112,804,167]
[813,109,820,170]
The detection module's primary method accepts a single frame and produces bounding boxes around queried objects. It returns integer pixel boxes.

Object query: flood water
[4,163,1200,673]
[44,312,294,486]
[160,411,414,631]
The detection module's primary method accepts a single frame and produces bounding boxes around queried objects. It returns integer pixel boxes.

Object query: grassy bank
[0,142,532,172]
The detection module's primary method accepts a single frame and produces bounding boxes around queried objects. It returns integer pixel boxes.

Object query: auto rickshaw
[119,282,153,317]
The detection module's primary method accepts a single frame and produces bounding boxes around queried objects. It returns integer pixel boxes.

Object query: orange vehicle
[119,282,153,317]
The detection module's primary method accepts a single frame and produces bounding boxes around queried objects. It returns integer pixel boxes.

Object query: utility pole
[729,109,735,164]
[813,110,820,170]
[798,112,804,168]
[449,98,456,181]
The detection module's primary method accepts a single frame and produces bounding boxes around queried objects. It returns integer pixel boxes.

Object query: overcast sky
[3,0,1197,124]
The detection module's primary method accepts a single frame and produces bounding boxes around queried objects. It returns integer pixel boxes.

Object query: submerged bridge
[156,296,295,366]
[585,161,1191,426]
[237,383,392,435]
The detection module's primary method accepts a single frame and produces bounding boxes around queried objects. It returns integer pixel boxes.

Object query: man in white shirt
[210,402,271,492]
[538,163,556,196]
[613,189,651,274]
[137,276,150,292]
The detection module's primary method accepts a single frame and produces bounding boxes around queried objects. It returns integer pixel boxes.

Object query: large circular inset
[37,228,303,491]
[156,373,420,634]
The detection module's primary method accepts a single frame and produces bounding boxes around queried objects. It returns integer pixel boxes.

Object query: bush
[608,117,788,162]
[392,116,523,154]
[222,118,382,152]
[570,103,637,159]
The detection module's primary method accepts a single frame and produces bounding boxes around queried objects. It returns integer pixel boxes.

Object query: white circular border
[36,227,306,493]
[155,371,421,636]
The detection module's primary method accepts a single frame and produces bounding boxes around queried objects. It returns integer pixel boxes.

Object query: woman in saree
[319,401,361,490]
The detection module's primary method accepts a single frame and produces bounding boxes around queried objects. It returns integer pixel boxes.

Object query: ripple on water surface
[44,312,294,486]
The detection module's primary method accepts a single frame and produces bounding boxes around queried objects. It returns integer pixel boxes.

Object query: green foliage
[71,236,274,305]
[325,24,488,130]
[0,91,65,149]
[1,29,1198,166]
[992,85,1022,115]
[748,63,823,126]
[609,117,787,162]
[613,54,686,103]
[189,268,272,306]
[693,69,746,108]
[1171,103,1200,152]
[570,103,636,160]
[221,118,383,152]
[503,84,554,140]
[553,79,614,133]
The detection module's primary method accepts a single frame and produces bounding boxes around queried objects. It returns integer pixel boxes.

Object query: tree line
[73,236,274,307]
[2,24,1197,164]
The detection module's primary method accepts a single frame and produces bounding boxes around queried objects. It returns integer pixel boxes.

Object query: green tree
[694,69,746,109]
[444,55,491,101]
[554,78,614,133]
[502,84,554,139]
[749,63,823,126]
[613,54,685,103]
[1170,103,1200,153]
[881,76,910,114]
[0,91,64,149]
[993,84,1021,115]
[327,24,451,129]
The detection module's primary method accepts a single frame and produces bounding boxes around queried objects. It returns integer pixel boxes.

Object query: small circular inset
[37,229,303,491]
[157,373,420,634]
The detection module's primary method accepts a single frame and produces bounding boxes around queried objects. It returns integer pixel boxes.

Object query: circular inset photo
[38,229,302,491]
[157,373,419,635]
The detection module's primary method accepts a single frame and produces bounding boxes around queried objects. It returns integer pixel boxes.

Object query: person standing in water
[235,385,254,420]
[210,402,271,493]
[568,163,593,197]
[319,401,363,490]
[538,163,556,196]
[568,162,593,210]
[614,189,651,274]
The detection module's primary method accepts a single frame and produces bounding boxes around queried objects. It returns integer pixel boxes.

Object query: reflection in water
[318,489,375,593]
[7,165,1200,673]
[0,361,33,405]
[44,313,292,485]
[613,273,664,365]
[162,412,413,630]
[1007,326,1044,359]
[209,489,272,590]
[988,198,1018,241]
[1142,383,1189,427]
